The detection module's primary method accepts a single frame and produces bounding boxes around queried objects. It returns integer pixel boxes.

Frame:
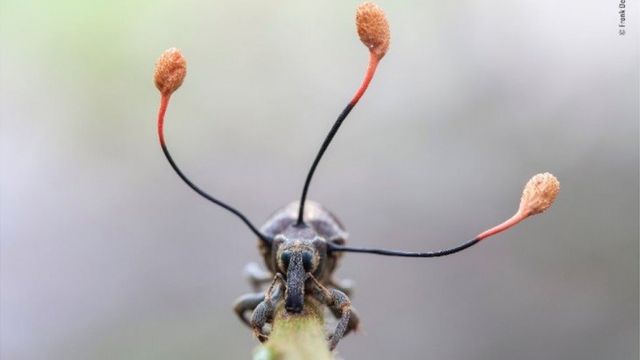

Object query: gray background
[1,0,638,359]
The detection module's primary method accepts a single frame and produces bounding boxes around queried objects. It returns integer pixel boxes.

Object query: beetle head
[272,225,327,313]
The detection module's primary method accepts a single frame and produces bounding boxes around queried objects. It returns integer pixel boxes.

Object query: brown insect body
[259,200,346,282]
[238,201,357,349]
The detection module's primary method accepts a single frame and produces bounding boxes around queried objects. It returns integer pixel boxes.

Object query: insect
[153,2,559,351]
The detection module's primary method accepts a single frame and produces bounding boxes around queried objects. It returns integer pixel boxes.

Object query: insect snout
[281,250,315,313]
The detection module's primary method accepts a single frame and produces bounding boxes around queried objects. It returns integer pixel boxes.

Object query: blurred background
[1,0,638,359]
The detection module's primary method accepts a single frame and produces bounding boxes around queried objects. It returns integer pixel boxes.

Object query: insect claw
[254,330,269,343]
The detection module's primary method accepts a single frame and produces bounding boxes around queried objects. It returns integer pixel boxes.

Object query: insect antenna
[297,3,391,226]
[154,48,271,245]
[329,173,560,257]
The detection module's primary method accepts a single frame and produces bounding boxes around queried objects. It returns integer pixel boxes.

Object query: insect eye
[302,252,313,271]
[280,251,292,268]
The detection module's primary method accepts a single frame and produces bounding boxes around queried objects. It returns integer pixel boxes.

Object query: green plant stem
[253,299,333,360]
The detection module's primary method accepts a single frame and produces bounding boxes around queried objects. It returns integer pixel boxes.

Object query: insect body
[153,2,559,352]
[235,201,355,350]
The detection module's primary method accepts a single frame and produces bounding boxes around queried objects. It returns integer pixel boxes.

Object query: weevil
[153,2,559,351]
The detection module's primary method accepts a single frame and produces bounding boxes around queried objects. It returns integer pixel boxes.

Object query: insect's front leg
[328,297,360,338]
[250,273,284,342]
[308,274,352,351]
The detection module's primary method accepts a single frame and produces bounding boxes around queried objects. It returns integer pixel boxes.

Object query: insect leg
[328,297,360,337]
[250,273,284,342]
[308,275,352,350]
[233,292,264,327]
